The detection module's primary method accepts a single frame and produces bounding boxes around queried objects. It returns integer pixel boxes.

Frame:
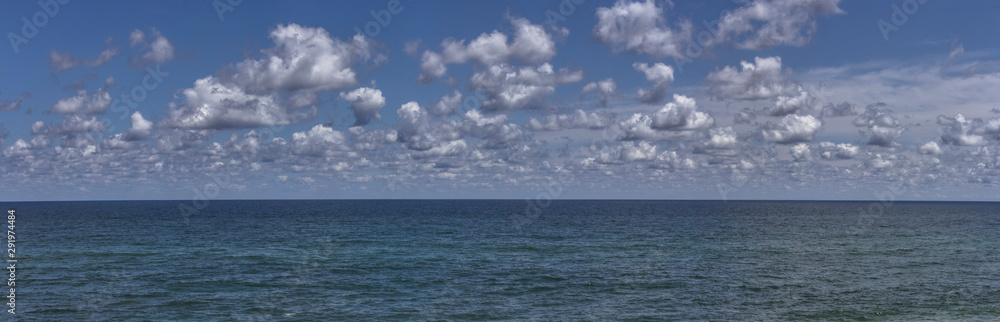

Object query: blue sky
[1,0,999,201]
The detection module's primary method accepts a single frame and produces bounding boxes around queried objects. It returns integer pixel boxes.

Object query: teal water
[5,200,1000,320]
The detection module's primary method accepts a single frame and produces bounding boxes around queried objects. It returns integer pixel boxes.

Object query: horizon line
[2,198,999,203]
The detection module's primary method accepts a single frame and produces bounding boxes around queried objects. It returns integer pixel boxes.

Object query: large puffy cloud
[768,86,816,116]
[418,18,558,83]
[477,123,525,150]
[397,101,425,125]
[431,90,463,116]
[526,109,615,131]
[761,114,821,143]
[632,62,674,104]
[30,121,50,135]
[918,141,942,155]
[164,76,295,129]
[790,143,812,161]
[395,101,437,146]
[582,78,620,106]
[592,0,840,59]
[49,87,113,114]
[700,126,739,152]
[291,124,349,157]
[2,139,33,158]
[864,153,895,171]
[163,24,367,130]
[460,110,527,149]
[123,112,154,140]
[393,101,513,153]
[937,114,998,146]
[706,56,799,101]
[853,104,904,147]
[18,135,50,152]
[231,24,372,94]
[128,28,175,69]
[393,102,467,152]
[649,94,713,131]
[619,95,713,140]
[817,141,858,159]
[417,52,447,84]
[867,125,904,147]
[619,113,667,141]
[391,104,472,157]
[711,0,843,50]
[400,123,462,153]
[102,111,154,150]
[52,115,107,150]
[470,63,583,111]
[592,0,692,59]
[618,115,679,141]
[462,109,508,129]
[340,87,386,126]
[0,92,30,112]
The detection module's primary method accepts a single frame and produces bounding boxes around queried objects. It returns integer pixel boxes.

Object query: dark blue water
[5,200,1000,320]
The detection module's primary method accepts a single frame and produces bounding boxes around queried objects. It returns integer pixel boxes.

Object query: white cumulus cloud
[706,56,799,101]
[592,0,692,59]
[50,88,113,114]
[418,18,558,83]
[711,0,844,50]
[232,24,372,93]
[470,63,583,111]
[340,87,387,126]
[761,114,822,143]
[165,76,294,129]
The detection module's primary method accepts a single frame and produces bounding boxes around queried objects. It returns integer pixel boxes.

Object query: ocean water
[5,200,1000,320]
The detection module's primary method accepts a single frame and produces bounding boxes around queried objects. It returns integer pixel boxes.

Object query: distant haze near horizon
[1,0,999,201]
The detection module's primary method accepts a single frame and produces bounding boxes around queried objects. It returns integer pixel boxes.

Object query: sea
[3,200,999,320]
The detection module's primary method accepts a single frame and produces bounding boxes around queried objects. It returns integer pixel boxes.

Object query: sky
[1,0,999,201]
